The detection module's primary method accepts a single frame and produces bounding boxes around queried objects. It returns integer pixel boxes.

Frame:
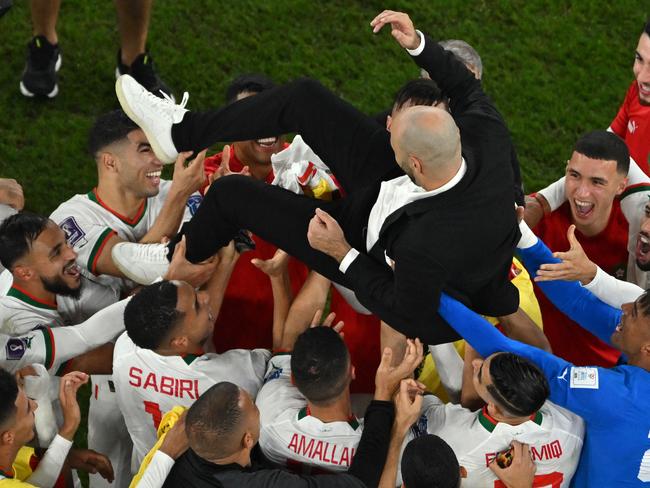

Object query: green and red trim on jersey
[87,228,117,275]
[181,350,204,366]
[87,188,148,227]
[7,285,57,310]
[478,406,543,433]
[620,183,650,199]
[298,406,360,430]
[39,326,56,370]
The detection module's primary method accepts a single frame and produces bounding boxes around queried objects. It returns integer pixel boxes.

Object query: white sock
[518,219,538,249]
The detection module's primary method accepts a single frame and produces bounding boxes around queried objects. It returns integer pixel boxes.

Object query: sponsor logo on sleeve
[569,367,599,389]
[60,217,87,247]
[186,195,202,216]
[263,365,283,384]
[5,338,27,360]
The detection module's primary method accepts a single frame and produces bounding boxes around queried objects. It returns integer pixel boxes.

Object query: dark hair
[186,382,243,458]
[401,435,460,488]
[124,281,184,350]
[225,74,275,103]
[291,327,350,405]
[635,291,650,318]
[0,368,19,428]
[644,19,649,36]
[87,110,139,159]
[487,353,550,417]
[392,78,445,112]
[0,213,50,270]
[573,130,630,175]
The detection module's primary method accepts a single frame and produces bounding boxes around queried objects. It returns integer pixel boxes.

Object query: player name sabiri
[128,367,200,399]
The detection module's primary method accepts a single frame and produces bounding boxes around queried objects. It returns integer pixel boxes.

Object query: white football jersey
[112,332,269,464]
[256,354,364,473]
[49,180,201,294]
[0,327,61,373]
[402,395,584,487]
[0,278,118,335]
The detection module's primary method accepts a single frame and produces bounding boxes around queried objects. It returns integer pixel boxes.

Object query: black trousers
[173,79,402,286]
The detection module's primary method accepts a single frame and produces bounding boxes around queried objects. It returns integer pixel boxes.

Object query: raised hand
[307,208,352,262]
[374,338,424,401]
[171,149,208,197]
[164,235,218,287]
[252,249,290,278]
[489,441,536,488]
[0,178,24,210]
[58,371,89,440]
[535,225,597,284]
[68,448,115,483]
[370,10,420,50]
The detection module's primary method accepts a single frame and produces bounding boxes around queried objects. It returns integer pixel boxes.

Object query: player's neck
[0,444,22,479]
[95,181,146,221]
[486,404,530,426]
[208,448,251,468]
[11,277,57,307]
[307,392,353,423]
[232,144,272,182]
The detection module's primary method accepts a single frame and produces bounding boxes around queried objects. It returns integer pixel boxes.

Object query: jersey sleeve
[0,328,54,374]
[536,178,566,212]
[438,293,632,420]
[517,240,622,345]
[256,353,307,426]
[50,212,116,276]
[583,265,644,308]
[182,192,203,223]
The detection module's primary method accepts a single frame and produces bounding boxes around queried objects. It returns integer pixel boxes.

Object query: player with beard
[113,247,269,466]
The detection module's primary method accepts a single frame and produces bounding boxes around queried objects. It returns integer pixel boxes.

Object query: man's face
[174,282,215,352]
[20,223,81,298]
[232,91,285,169]
[471,355,495,405]
[564,152,626,234]
[611,295,650,356]
[239,388,261,446]
[633,32,650,105]
[113,129,164,198]
[635,202,650,270]
[11,382,38,446]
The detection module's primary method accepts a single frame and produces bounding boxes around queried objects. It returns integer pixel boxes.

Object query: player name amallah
[287,434,356,466]
[128,367,200,399]
[484,439,563,466]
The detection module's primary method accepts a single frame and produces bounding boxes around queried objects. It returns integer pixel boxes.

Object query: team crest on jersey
[5,338,27,360]
[264,364,283,384]
[410,414,429,438]
[186,195,202,216]
[59,217,87,247]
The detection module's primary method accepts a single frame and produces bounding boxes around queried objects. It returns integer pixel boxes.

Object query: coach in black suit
[117,11,520,345]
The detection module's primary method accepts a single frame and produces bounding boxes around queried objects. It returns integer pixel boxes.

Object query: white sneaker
[115,74,189,164]
[111,242,170,285]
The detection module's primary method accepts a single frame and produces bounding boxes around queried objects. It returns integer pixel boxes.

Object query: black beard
[636,259,650,272]
[41,275,82,300]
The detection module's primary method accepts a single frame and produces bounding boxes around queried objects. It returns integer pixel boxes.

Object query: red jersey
[533,201,628,367]
[610,82,650,175]
[202,148,380,392]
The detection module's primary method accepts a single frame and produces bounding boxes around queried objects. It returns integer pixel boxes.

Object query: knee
[289,77,329,100]
[207,174,258,203]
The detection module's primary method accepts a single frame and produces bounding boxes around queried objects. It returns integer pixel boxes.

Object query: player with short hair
[400,434,462,488]
[0,368,113,487]
[437,221,650,487]
[397,352,583,487]
[256,266,423,473]
[113,254,270,465]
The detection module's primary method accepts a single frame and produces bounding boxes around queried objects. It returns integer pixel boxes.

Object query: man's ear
[386,115,393,132]
[99,151,118,173]
[459,465,468,478]
[0,429,14,446]
[615,176,629,196]
[12,265,33,282]
[242,430,255,449]
[169,335,188,351]
[409,155,423,175]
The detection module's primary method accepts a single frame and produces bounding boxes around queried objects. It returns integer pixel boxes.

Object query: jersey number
[495,471,563,488]
[144,401,162,429]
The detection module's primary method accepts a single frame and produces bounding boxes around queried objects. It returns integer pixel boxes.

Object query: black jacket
[162,400,394,488]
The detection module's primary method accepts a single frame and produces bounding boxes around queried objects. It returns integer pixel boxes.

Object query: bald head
[391,106,461,186]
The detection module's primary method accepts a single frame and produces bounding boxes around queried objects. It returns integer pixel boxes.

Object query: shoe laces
[136,80,188,123]
[134,243,169,262]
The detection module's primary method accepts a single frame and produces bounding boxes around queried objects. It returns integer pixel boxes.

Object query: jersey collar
[88,188,147,227]
[298,406,360,430]
[478,406,543,433]
[7,285,57,310]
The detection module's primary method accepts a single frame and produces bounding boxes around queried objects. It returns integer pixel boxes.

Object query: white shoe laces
[134,80,189,123]
[133,243,169,263]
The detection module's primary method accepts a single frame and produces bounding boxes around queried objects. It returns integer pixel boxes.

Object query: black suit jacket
[344,34,520,343]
